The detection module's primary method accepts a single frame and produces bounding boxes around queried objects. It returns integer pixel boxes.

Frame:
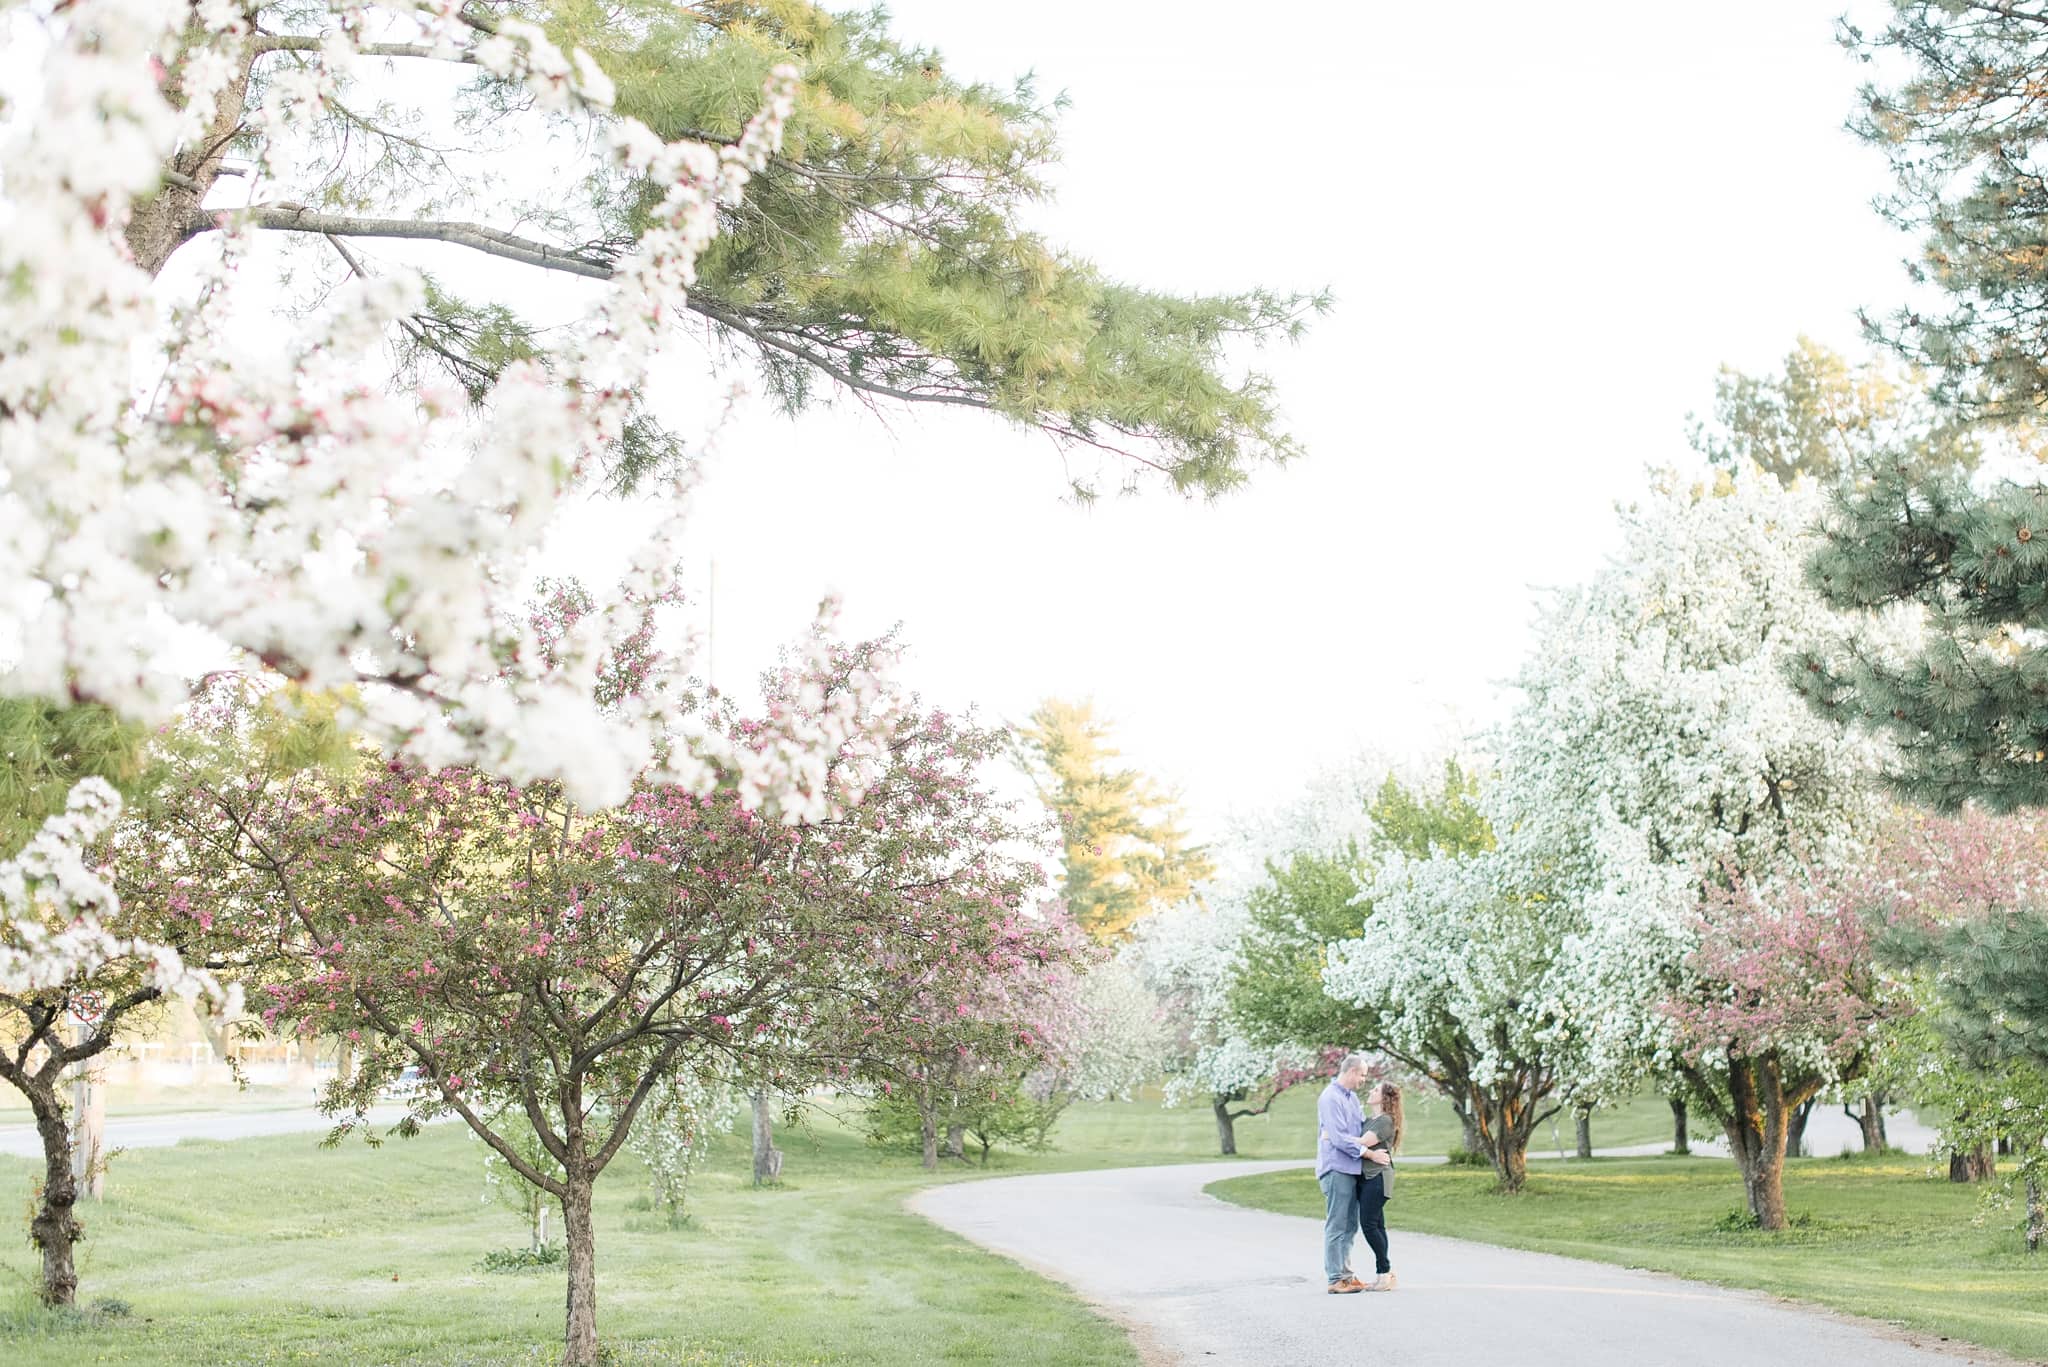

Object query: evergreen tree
[0,700,149,856]
[1800,462,2048,812]
[1229,762,1491,1057]
[1014,698,1213,942]
[133,1,1321,495]
[1690,336,1990,487]
[1844,3,2048,420]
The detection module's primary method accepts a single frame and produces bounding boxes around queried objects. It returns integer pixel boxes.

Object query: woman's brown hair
[1377,1082,1405,1155]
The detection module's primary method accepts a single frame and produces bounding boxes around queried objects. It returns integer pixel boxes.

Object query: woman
[1355,1081,1402,1291]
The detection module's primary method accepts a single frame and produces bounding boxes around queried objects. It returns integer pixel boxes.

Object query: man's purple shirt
[1315,1079,1363,1177]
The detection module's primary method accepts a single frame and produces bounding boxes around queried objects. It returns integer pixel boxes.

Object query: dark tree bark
[561,1171,599,1367]
[26,1085,80,1307]
[1455,1100,1485,1157]
[1950,1143,1996,1183]
[1573,1106,1592,1160]
[1784,1097,1816,1160]
[1717,1057,1809,1230]
[1212,1097,1238,1157]
[944,1123,966,1161]
[1669,1095,1691,1155]
[1846,1094,1888,1154]
[127,36,259,278]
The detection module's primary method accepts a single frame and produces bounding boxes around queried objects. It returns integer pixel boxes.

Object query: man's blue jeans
[1318,1169,1360,1283]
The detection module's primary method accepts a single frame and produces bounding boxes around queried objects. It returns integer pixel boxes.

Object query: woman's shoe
[1367,1272,1397,1291]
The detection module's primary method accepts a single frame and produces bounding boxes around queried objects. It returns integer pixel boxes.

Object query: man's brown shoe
[1327,1278,1364,1294]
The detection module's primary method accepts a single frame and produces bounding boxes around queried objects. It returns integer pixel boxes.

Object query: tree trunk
[69,1033,106,1202]
[1460,1105,1484,1157]
[1212,1097,1237,1157]
[26,1082,81,1306]
[128,35,258,278]
[916,1082,940,1172]
[749,1089,781,1186]
[944,1124,966,1161]
[1669,1095,1691,1155]
[1492,1134,1529,1192]
[1784,1097,1815,1160]
[1724,1058,1793,1230]
[1949,1143,1995,1183]
[1573,1106,1592,1160]
[2027,1177,2044,1255]
[561,1173,599,1367]
[1849,1095,1888,1154]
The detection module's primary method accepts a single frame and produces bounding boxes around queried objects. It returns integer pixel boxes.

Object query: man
[1315,1053,1390,1294]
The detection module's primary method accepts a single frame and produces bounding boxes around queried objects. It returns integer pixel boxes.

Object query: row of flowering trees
[1201,468,2048,1242]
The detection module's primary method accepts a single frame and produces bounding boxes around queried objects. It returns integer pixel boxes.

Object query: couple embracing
[1315,1053,1403,1294]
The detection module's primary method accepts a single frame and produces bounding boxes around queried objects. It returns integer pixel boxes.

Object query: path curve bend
[910,1160,2008,1367]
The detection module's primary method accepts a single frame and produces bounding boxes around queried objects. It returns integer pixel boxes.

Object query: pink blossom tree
[141,659,1037,1365]
[1662,860,1907,1229]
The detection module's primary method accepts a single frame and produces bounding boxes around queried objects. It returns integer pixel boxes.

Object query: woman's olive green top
[1363,1113,1395,1196]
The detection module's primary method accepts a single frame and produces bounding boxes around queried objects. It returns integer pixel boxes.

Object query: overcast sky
[580,0,1913,839]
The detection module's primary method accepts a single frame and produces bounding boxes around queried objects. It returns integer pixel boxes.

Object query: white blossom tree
[1489,470,1899,1224]
[1128,897,1317,1154]
[1323,849,1573,1191]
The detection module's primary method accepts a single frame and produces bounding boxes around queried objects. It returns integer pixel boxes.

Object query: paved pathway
[912,1160,2009,1367]
[0,1104,423,1157]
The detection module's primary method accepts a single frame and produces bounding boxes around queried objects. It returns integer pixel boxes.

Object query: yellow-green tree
[1014,699,1213,942]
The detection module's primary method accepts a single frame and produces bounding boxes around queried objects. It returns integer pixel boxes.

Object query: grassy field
[0,1086,1733,1366]
[1210,1153,2048,1363]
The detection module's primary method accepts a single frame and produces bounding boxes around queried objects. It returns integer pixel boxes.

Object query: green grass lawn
[1209,1153,2048,1363]
[0,1085,1757,1366]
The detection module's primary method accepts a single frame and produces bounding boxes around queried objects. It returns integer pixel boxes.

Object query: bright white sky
[596,0,1913,839]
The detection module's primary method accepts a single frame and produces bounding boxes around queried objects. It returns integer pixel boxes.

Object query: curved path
[911,1160,2008,1367]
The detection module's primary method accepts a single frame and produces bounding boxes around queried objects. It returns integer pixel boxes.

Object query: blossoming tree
[1323,849,1569,1191]
[1130,897,1318,1155]
[138,658,1037,1364]
[1866,808,2048,1248]
[1484,471,1898,1222]
[1660,861,1907,1227]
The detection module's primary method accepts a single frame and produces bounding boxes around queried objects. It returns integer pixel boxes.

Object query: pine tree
[1013,698,1212,942]
[1800,461,2048,812]
[1844,3,2048,420]
[133,2,1322,496]
[0,700,149,857]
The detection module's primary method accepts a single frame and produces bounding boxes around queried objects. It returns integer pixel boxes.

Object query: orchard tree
[1015,699,1215,942]
[1230,762,1492,1147]
[1689,335,1991,487]
[858,904,1088,1171]
[111,1,1316,495]
[1129,897,1316,1155]
[1488,472,1895,1224]
[1660,861,1907,1228]
[1869,807,2048,1243]
[0,782,241,1306]
[147,660,1035,1366]
[1324,850,1567,1192]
